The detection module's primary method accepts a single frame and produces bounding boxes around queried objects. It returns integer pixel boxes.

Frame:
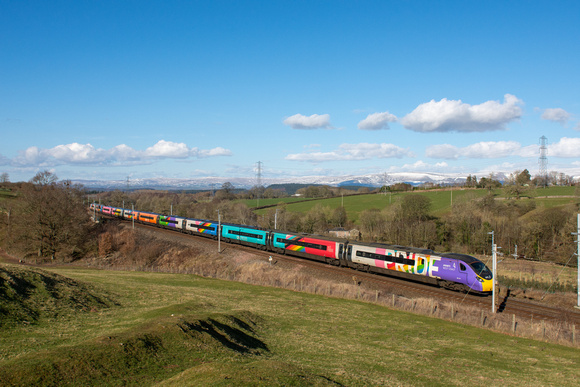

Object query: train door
[265,233,272,251]
[457,262,468,283]
[347,245,352,267]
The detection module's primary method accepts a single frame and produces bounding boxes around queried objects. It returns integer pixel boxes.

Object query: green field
[1,264,578,386]
[253,187,579,224]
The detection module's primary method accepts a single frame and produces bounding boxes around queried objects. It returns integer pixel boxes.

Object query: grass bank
[1,264,579,386]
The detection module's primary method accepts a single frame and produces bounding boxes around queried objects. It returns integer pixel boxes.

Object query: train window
[228,230,264,239]
[356,251,388,260]
[460,263,466,271]
[279,238,327,250]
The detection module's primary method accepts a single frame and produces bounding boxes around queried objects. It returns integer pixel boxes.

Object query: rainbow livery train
[90,203,493,294]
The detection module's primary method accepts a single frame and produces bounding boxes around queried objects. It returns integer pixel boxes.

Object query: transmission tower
[538,136,548,187]
[255,161,263,207]
[256,161,263,188]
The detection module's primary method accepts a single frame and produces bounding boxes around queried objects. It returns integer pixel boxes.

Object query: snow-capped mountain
[74,171,510,190]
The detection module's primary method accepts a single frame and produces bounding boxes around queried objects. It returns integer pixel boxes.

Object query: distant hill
[73,171,493,191]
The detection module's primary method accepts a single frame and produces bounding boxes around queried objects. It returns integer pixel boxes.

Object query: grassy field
[252,186,579,224]
[1,263,579,386]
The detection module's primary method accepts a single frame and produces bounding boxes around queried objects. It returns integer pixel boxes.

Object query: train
[90,203,493,294]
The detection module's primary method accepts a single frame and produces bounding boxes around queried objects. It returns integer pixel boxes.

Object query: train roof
[439,252,481,264]
[269,229,349,243]
[351,241,434,255]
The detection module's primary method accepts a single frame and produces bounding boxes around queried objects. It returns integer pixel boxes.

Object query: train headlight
[476,276,484,283]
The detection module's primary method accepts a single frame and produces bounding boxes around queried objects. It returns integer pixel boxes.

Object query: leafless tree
[12,171,90,260]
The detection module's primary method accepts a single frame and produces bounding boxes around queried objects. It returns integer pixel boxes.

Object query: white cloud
[426,141,521,159]
[357,111,398,130]
[198,147,232,158]
[549,137,580,157]
[145,140,190,158]
[426,138,580,160]
[12,140,232,167]
[401,94,523,132]
[286,143,414,162]
[400,160,449,171]
[283,113,331,129]
[541,108,571,125]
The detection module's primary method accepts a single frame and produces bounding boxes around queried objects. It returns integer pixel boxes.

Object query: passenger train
[90,203,493,294]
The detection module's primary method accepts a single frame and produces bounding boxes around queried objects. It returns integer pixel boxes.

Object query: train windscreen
[470,261,492,279]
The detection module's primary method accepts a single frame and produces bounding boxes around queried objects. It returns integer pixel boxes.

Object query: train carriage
[137,211,159,225]
[269,232,345,265]
[122,209,135,220]
[184,219,218,238]
[221,224,268,249]
[111,207,123,218]
[346,242,440,284]
[159,215,186,230]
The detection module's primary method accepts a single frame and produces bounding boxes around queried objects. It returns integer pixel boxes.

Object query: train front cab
[440,253,493,293]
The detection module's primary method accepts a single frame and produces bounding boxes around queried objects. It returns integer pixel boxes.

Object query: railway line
[125,218,580,326]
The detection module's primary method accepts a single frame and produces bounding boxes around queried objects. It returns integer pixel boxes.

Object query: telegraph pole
[573,214,580,309]
[217,209,221,253]
[488,231,497,313]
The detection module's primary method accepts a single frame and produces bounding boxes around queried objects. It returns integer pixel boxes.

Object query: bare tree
[12,171,90,260]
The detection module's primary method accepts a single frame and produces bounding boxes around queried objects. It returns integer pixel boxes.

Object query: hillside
[0,263,118,327]
[1,264,579,386]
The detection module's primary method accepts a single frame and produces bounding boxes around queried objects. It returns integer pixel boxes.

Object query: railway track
[118,219,580,326]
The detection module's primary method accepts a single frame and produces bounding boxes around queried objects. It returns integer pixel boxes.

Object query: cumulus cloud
[283,113,331,129]
[12,140,232,167]
[357,111,398,130]
[285,143,414,162]
[426,141,521,159]
[401,94,523,132]
[145,140,191,158]
[548,137,580,157]
[541,108,571,125]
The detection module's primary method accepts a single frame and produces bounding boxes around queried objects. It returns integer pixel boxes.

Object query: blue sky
[1,0,579,183]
